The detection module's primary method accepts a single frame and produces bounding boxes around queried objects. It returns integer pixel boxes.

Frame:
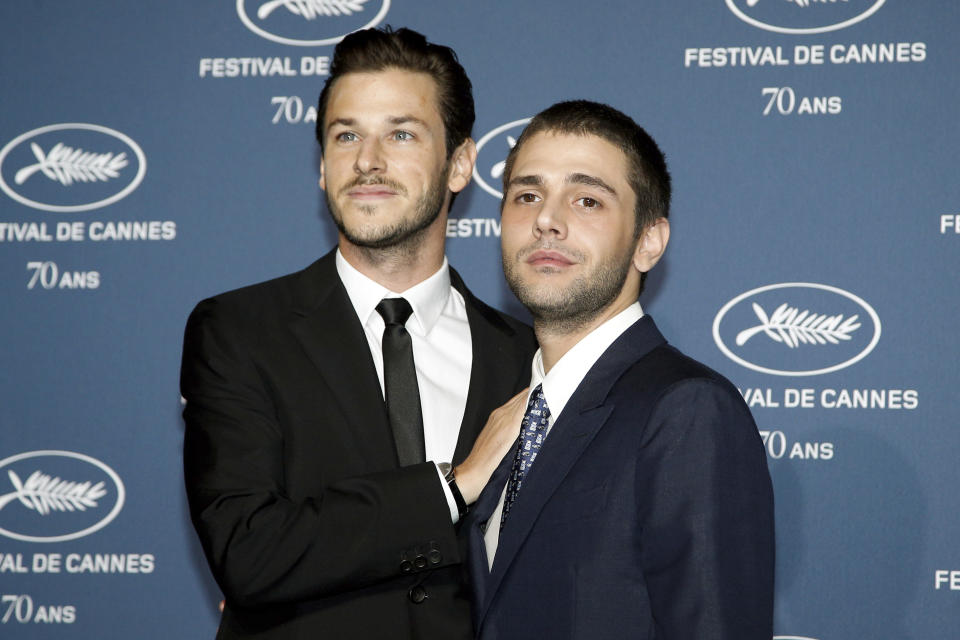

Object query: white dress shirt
[484,302,644,568]
[335,250,472,521]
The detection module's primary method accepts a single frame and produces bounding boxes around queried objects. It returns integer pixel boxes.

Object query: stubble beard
[325,164,449,261]
[503,243,634,335]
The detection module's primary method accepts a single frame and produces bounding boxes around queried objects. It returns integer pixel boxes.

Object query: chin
[514,285,570,312]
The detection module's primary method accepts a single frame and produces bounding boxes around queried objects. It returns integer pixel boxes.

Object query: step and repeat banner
[1,1,958,638]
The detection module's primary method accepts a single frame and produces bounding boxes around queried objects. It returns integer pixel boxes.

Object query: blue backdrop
[1,1,958,638]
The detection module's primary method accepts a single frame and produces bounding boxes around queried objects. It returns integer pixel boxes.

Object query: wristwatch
[437,462,468,519]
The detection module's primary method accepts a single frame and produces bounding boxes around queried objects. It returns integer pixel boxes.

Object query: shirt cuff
[434,462,460,524]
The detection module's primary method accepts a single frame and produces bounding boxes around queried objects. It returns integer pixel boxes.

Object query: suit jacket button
[414,555,427,569]
[408,585,427,604]
[428,549,442,565]
[400,560,413,573]
[479,523,487,534]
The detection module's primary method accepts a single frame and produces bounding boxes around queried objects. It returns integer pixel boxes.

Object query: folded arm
[181,299,459,608]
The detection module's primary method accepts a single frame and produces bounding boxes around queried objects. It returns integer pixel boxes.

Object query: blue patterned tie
[500,384,551,529]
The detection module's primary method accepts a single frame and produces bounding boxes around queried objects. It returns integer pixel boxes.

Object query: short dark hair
[315,27,475,159]
[502,100,671,234]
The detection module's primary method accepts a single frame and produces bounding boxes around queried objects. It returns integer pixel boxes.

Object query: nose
[354,137,385,175]
[533,197,567,240]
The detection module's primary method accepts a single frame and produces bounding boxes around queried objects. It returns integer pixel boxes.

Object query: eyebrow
[326,115,428,134]
[506,174,544,190]
[566,173,618,197]
[326,117,355,133]
[387,115,429,128]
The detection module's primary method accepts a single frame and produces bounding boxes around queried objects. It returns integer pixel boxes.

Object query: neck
[535,294,636,373]
[338,215,447,292]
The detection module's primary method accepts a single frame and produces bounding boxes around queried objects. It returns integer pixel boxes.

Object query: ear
[446,138,478,193]
[318,157,327,192]
[632,217,670,273]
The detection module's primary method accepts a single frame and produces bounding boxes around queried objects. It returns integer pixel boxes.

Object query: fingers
[456,387,531,504]
[491,387,529,423]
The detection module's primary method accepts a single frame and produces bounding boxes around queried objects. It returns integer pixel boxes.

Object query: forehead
[324,69,442,126]
[511,131,629,186]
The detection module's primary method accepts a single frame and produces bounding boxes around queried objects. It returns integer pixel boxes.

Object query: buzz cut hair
[501,100,671,235]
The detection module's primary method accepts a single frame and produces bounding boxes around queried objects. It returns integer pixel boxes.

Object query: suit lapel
[287,252,398,469]
[477,316,668,627]
[450,267,530,465]
[285,257,532,471]
[466,445,516,612]
[478,402,614,624]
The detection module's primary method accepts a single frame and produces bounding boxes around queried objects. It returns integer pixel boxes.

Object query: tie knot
[376,297,414,326]
[526,383,550,420]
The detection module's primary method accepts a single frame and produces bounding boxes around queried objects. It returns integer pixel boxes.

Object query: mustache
[515,241,585,263]
[339,176,407,197]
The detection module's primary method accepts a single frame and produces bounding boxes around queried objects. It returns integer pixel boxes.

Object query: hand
[455,388,529,504]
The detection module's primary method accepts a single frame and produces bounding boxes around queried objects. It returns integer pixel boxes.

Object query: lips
[347,185,398,199]
[525,249,576,268]
[340,177,406,200]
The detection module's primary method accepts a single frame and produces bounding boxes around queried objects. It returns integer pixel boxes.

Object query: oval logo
[236,0,390,47]
[712,283,881,376]
[0,123,146,213]
[472,118,530,199]
[0,450,125,543]
[725,0,885,35]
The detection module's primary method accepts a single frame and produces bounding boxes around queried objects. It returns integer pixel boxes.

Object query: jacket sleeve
[636,378,775,640]
[180,298,460,609]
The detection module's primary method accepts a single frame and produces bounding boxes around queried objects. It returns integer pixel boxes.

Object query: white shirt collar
[335,249,452,335]
[531,302,644,423]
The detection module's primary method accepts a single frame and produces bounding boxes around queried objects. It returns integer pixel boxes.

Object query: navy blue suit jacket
[466,316,774,640]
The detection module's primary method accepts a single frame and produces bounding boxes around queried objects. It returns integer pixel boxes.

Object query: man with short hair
[466,100,775,640]
[181,28,535,639]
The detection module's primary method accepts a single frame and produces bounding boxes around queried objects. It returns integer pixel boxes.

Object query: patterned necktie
[500,384,550,529]
[376,297,425,466]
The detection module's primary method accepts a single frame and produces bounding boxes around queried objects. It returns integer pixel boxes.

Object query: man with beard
[181,28,535,639]
[465,101,775,640]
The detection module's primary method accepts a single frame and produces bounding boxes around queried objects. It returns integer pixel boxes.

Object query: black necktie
[376,297,425,466]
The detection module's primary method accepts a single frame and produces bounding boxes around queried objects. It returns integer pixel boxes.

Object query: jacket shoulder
[186,259,327,329]
[620,343,744,407]
[480,301,535,345]
[452,267,536,352]
[199,269,302,310]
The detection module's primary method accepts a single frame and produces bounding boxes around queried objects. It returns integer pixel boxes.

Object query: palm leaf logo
[0,470,107,515]
[789,0,848,7]
[746,0,846,6]
[257,0,370,20]
[735,302,860,348]
[489,135,518,181]
[14,142,128,187]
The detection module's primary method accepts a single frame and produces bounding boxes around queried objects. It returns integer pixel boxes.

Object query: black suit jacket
[181,250,535,639]
[466,316,774,640]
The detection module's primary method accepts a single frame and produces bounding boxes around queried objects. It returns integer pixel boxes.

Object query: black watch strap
[439,462,468,519]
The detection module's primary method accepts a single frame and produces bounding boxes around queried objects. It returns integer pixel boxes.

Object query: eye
[335,131,358,143]
[514,192,541,204]
[392,130,414,142]
[575,197,600,209]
